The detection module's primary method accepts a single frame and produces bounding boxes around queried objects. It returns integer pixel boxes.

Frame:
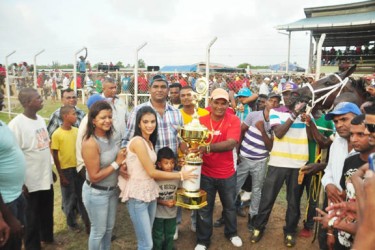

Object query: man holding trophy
[193,88,242,250]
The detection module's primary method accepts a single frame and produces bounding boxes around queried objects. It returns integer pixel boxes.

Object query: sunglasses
[365,123,375,133]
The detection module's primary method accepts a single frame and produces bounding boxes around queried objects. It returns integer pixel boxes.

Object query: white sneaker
[173,226,178,240]
[194,244,207,250]
[230,236,243,247]
[241,191,252,201]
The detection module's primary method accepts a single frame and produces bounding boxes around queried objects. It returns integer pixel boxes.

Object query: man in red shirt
[194,88,242,250]
[0,64,6,92]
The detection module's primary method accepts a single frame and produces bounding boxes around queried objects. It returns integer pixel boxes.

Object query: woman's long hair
[84,100,113,140]
[134,106,158,148]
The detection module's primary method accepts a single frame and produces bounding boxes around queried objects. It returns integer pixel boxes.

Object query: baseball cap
[268,92,281,100]
[235,88,252,98]
[264,77,270,81]
[325,102,361,120]
[150,74,168,86]
[210,88,229,102]
[87,94,106,109]
[282,82,298,92]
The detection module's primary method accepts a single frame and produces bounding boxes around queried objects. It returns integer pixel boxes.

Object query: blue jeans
[127,198,157,250]
[82,182,118,250]
[196,173,237,247]
[236,156,268,217]
[60,168,80,227]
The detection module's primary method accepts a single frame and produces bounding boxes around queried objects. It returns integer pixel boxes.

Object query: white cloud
[0,0,367,68]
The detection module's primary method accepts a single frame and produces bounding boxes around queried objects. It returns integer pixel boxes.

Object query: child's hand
[165,200,176,208]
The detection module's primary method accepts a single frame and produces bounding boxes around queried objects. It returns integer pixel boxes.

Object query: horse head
[294,65,364,112]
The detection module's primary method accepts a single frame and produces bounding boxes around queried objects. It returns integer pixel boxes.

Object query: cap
[282,82,298,92]
[182,73,187,78]
[235,88,252,98]
[325,102,361,120]
[268,92,281,100]
[87,94,106,109]
[210,88,229,102]
[264,77,270,81]
[150,74,168,86]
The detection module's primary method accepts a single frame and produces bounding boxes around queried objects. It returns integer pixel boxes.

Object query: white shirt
[76,115,88,172]
[62,77,70,89]
[321,135,356,191]
[259,82,270,95]
[8,114,53,192]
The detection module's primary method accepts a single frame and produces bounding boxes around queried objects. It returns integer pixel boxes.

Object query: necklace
[210,115,225,132]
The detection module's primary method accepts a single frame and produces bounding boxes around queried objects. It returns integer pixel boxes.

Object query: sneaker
[250,229,264,243]
[241,191,252,201]
[173,226,178,240]
[194,244,207,250]
[213,217,224,227]
[299,228,312,238]
[229,236,243,247]
[284,234,296,247]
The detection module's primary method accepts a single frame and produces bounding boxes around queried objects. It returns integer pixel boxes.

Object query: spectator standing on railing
[78,48,88,84]
[0,64,6,92]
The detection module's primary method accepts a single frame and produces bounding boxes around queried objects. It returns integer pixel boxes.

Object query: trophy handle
[201,130,214,146]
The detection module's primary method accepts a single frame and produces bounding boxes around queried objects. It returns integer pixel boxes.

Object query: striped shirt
[240,111,271,160]
[121,101,183,155]
[268,106,308,169]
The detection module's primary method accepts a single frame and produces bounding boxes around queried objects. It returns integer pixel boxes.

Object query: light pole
[5,50,16,118]
[33,49,45,89]
[134,42,147,106]
[278,31,291,73]
[205,37,217,106]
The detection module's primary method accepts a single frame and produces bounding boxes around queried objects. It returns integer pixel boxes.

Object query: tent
[160,64,198,72]
[269,62,305,72]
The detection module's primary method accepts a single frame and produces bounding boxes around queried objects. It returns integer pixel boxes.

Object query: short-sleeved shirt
[180,107,209,125]
[51,127,78,169]
[308,114,334,163]
[156,178,180,219]
[268,106,309,168]
[0,121,26,203]
[47,106,85,137]
[199,113,241,178]
[240,110,272,160]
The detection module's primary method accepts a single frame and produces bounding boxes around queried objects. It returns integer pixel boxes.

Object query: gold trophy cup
[176,78,213,209]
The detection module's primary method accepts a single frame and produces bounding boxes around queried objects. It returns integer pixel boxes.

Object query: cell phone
[367,152,375,171]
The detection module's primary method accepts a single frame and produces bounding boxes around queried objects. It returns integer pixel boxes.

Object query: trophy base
[176,188,207,210]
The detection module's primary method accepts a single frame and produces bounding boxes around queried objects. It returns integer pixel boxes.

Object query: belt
[86,180,116,191]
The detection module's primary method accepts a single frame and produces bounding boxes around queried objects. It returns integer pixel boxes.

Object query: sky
[0,0,366,69]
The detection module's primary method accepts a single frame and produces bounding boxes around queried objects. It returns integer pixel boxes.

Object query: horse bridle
[305,74,349,112]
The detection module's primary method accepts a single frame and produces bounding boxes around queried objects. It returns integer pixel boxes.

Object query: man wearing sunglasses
[47,88,85,137]
[364,104,375,145]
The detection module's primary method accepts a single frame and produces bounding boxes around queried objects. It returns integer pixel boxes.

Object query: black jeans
[298,173,320,230]
[76,168,90,229]
[253,166,301,235]
[196,173,237,247]
[2,194,26,250]
[25,186,54,250]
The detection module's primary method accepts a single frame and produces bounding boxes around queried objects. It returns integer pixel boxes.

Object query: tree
[138,59,146,68]
[237,63,251,69]
[116,61,124,68]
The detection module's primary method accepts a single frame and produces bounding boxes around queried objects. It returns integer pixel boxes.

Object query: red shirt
[0,66,5,76]
[138,76,148,92]
[199,113,240,178]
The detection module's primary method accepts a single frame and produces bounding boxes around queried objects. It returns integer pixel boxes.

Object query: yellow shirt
[180,108,209,125]
[51,127,78,169]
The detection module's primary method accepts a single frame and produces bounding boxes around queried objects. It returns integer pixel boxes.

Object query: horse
[294,65,368,113]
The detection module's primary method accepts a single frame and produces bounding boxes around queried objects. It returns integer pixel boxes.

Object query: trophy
[176,78,213,209]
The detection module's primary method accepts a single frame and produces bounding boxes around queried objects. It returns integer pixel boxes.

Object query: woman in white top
[119,106,196,250]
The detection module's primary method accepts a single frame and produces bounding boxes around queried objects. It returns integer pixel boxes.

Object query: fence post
[205,37,217,106]
[5,50,16,119]
[74,47,86,104]
[134,42,147,106]
[33,49,45,89]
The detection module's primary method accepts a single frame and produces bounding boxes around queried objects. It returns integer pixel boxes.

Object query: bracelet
[179,171,184,181]
[206,145,210,154]
[111,161,120,170]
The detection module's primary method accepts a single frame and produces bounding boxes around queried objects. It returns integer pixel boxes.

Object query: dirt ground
[48,191,320,250]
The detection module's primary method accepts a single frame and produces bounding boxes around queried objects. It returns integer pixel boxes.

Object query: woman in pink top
[118,106,196,250]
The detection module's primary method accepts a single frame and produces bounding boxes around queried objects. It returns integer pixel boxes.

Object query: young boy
[51,105,80,231]
[235,87,253,122]
[152,147,181,250]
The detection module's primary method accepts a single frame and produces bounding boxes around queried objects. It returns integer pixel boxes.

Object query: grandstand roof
[276,1,375,47]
